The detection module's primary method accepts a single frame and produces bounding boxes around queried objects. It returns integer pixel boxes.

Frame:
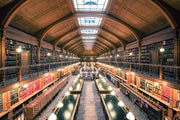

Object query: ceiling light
[16,48,22,53]
[47,53,51,56]
[160,48,165,52]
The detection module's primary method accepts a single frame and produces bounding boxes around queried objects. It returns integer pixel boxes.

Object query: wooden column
[174,29,180,82]
[123,46,126,62]
[138,41,142,72]
[53,45,55,62]
[0,27,6,86]
[37,41,41,75]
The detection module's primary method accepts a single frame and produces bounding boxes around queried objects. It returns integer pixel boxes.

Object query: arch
[96,36,117,49]
[54,27,125,47]
[94,44,108,52]
[61,36,81,49]
[36,13,143,43]
[93,47,105,54]
[67,40,82,50]
[94,42,109,51]
[0,0,30,28]
[95,40,112,50]
[150,0,180,29]
[69,42,83,52]
[70,44,84,52]
[80,34,116,49]
[64,38,82,50]
[62,35,113,50]
[100,28,126,46]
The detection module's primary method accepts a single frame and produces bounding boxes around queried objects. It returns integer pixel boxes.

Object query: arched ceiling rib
[0,0,179,56]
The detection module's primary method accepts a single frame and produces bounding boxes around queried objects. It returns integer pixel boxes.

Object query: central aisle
[76,81,106,120]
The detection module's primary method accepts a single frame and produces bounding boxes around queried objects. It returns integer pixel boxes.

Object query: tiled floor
[76,81,106,120]
[104,77,149,120]
[35,75,77,120]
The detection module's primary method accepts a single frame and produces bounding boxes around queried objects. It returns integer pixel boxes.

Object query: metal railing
[0,60,79,87]
[98,60,180,84]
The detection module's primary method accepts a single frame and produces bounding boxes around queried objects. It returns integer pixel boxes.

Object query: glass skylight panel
[73,0,109,11]
[78,17,102,26]
[83,40,96,42]
[82,36,96,39]
[81,29,98,34]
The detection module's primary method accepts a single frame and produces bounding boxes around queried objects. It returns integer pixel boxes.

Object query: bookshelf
[34,79,40,92]
[19,86,27,101]
[162,39,175,81]
[161,86,170,103]
[0,94,2,113]
[10,88,19,106]
[140,78,145,90]
[5,39,18,85]
[27,82,34,96]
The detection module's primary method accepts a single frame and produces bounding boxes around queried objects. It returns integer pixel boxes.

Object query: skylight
[78,17,102,26]
[82,36,96,39]
[81,29,98,34]
[73,0,109,11]
[83,40,96,42]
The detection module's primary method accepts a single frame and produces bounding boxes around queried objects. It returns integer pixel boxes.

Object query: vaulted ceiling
[0,0,180,56]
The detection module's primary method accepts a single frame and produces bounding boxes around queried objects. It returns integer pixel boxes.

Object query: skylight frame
[78,17,102,26]
[73,0,109,11]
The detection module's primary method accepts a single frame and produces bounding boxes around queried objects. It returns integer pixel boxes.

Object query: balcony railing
[97,60,180,84]
[0,60,79,87]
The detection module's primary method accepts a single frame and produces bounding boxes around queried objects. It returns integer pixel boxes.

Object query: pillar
[0,27,6,86]
[174,29,180,82]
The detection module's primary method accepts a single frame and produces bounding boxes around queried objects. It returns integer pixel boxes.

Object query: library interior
[0,0,180,120]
